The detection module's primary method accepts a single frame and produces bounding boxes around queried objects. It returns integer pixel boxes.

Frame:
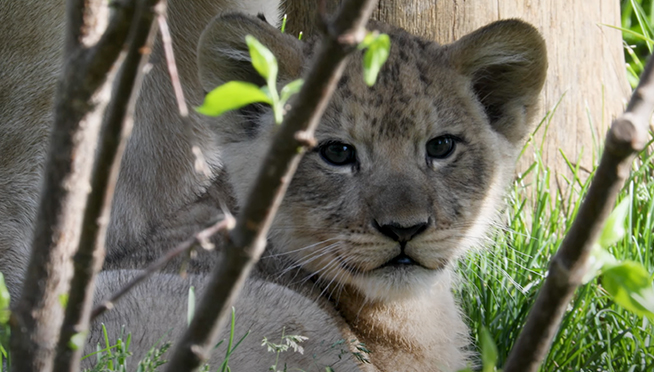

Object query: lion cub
[92,13,546,372]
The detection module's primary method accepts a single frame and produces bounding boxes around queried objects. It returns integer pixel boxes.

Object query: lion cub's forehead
[316,28,480,144]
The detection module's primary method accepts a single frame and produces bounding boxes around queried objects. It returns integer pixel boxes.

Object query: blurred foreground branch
[9,0,143,370]
[52,0,163,371]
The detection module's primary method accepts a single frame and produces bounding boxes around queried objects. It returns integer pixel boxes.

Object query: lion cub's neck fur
[327,273,469,371]
[261,249,471,370]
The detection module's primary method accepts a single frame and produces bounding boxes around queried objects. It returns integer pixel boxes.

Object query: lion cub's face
[198,16,546,301]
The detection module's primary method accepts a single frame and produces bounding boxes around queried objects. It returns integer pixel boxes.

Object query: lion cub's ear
[197,13,305,93]
[444,19,547,144]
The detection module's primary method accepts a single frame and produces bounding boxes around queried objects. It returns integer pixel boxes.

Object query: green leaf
[0,274,10,325]
[480,327,498,372]
[358,32,377,50]
[582,243,618,284]
[598,196,630,249]
[362,33,390,86]
[280,79,304,104]
[602,261,654,320]
[68,331,88,351]
[196,81,272,117]
[59,293,69,309]
[246,35,278,84]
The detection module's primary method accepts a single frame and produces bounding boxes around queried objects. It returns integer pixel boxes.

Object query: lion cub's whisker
[265,237,341,258]
[274,242,342,279]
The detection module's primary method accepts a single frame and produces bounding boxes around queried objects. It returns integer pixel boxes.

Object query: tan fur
[0,3,546,371]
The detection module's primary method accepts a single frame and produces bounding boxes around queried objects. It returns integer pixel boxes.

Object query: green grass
[458,139,654,370]
[622,0,654,86]
[82,324,171,372]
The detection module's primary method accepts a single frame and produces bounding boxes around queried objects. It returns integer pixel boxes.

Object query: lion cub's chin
[349,265,447,302]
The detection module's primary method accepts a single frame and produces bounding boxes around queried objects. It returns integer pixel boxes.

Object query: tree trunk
[286,0,630,181]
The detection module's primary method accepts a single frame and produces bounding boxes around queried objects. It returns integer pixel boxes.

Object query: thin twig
[163,1,378,370]
[504,55,654,372]
[51,0,163,370]
[9,1,140,370]
[91,216,234,320]
[158,11,189,117]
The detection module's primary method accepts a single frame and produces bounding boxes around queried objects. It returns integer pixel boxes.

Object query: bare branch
[504,55,654,372]
[9,0,142,369]
[90,216,234,321]
[158,12,189,117]
[51,0,163,370]
[163,0,378,370]
[65,0,108,51]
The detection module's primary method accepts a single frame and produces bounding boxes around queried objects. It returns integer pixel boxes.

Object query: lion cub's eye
[319,142,357,166]
[426,136,456,159]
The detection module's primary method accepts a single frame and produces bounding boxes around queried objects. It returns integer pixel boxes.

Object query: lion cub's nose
[374,221,429,243]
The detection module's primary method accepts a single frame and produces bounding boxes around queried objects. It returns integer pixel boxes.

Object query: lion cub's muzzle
[372,218,431,268]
